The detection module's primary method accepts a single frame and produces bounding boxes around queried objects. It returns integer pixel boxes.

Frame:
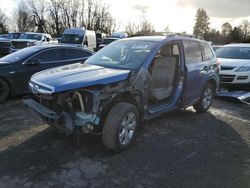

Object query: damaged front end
[23,81,129,135]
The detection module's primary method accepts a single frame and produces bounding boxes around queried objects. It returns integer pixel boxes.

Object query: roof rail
[167,33,204,40]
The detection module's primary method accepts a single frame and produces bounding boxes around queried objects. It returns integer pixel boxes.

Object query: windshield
[216,47,250,59]
[102,38,117,45]
[20,34,42,40]
[86,40,157,70]
[61,34,84,44]
[0,47,40,63]
[8,33,22,39]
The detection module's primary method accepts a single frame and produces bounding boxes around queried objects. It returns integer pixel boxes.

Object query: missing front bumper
[23,98,60,120]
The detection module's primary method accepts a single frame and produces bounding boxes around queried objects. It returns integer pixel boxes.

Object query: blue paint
[31,63,130,93]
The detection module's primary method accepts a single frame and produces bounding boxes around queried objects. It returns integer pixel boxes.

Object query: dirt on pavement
[0,98,250,188]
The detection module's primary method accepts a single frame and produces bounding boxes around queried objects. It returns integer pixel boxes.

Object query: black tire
[102,102,139,152]
[193,83,214,113]
[0,79,10,103]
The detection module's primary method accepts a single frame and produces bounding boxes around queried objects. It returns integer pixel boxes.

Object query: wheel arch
[207,78,217,94]
[0,76,11,96]
[99,91,143,130]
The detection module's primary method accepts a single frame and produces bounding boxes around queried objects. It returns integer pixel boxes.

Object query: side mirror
[25,58,41,65]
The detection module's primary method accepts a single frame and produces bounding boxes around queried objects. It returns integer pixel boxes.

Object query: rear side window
[64,49,92,60]
[33,49,65,63]
[200,43,214,61]
[183,40,202,64]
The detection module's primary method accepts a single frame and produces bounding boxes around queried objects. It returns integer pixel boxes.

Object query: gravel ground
[0,98,249,188]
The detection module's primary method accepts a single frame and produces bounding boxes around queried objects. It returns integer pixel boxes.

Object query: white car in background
[216,44,250,89]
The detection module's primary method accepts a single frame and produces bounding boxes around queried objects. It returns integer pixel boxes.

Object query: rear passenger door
[182,40,209,105]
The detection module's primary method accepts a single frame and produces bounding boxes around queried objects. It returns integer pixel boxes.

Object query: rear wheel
[193,83,214,113]
[0,79,10,103]
[102,102,138,152]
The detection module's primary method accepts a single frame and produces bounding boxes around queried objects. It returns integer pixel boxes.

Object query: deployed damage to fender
[23,63,131,134]
[216,90,250,105]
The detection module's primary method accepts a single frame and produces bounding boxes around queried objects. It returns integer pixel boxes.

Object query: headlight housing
[235,66,250,72]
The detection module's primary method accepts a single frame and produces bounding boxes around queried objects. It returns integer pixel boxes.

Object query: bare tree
[13,1,35,32]
[125,21,140,36]
[27,0,48,33]
[2,0,117,36]
[0,9,8,33]
[240,19,250,40]
[79,0,116,34]
[48,0,63,36]
[60,0,80,28]
[125,13,154,36]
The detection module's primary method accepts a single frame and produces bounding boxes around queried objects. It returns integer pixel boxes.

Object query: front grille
[219,74,235,82]
[220,66,235,71]
[0,41,11,48]
[11,41,27,49]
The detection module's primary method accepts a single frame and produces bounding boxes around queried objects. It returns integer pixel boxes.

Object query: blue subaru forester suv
[24,35,219,152]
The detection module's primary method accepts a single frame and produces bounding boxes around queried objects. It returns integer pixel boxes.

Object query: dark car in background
[0,32,24,56]
[0,45,94,102]
[97,38,118,50]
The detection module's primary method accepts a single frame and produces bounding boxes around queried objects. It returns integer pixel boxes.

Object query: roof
[28,45,94,53]
[122,35,207,43]
[122,36,166,42]
[224,43,250,48]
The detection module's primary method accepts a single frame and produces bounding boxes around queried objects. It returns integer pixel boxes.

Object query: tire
[102,102,139,152]
[0,79,10,103]
[193,83,214,113]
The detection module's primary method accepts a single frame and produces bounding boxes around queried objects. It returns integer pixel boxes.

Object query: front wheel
[193,83,214,113]
[102,102,139,152]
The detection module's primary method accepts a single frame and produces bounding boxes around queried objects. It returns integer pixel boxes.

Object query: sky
[1,0,250,33]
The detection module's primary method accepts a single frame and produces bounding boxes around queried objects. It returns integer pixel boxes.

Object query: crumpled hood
[218,58,250,67]
[31,63,130,93]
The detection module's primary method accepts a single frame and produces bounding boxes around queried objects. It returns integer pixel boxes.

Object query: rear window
[0,47,40,63]
[183,40,202,64]
[216,47,250,59]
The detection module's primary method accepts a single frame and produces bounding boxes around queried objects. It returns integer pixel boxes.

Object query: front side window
[183,40,202,64]
[86,40,157,70]
[64,49,93,59]
[33,49,64,63]
[200,43,214,61]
